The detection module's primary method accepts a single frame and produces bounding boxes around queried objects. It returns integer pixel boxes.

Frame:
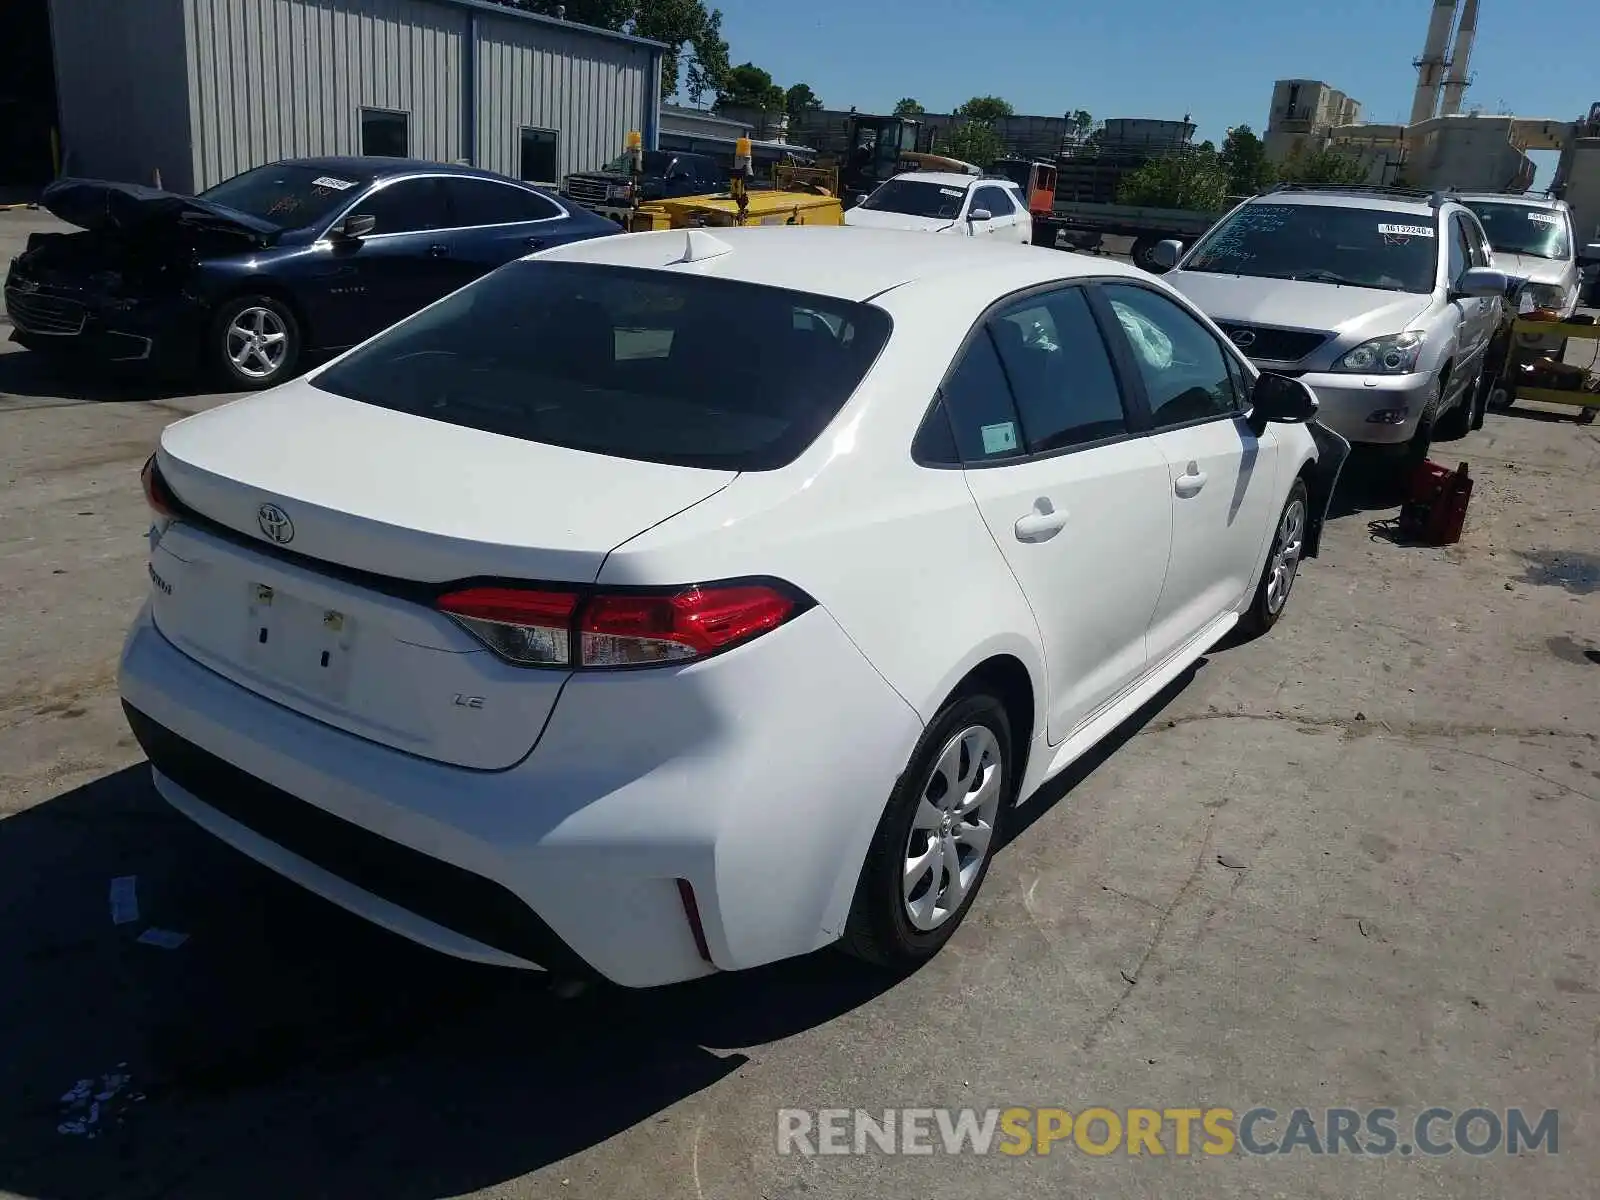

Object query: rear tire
[210,294,302,391]
[840,693,1012,970]
[1031,222,1058,248]
[1237,479,1310,639]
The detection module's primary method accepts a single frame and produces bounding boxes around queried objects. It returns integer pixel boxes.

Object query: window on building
[519,127,560,184]
[361,108,410,158]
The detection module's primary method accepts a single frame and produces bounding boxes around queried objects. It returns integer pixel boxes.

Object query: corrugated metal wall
[473,9,651,182]
[183,0,466,190]
[49,0,196,190]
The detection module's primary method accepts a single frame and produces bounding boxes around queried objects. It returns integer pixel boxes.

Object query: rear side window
[988,287,1129,451]
[310,262,891,471]
[935,331,1026,463]
[444,177,561,226]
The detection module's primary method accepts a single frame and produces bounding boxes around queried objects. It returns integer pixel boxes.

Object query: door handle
[428,243,450,257]
[524,236,546,250]
[1174,462,1208,497]
[1014,500,1068,542]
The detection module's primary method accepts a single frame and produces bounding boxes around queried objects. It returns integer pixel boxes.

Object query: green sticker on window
[980,421,1018,455]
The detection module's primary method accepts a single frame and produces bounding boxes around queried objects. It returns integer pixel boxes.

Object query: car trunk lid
[149,380,736,769]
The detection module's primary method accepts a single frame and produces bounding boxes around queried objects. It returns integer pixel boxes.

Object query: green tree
[717,61,784,111]
[892,98,925,117]
[943,121,1004,170]
[505,1,729,102]
[1117,148,1230,211]
[784,82,822,117]
[955,96,1014,122]
[1066,109,1093,139]
[1278,144,1368,185]
[1218,124,1276,195]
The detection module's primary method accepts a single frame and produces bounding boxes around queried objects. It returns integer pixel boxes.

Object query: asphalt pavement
[1,208,1597,1200]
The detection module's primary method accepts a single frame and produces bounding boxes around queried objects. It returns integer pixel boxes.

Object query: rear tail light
[435,580,808,669]
[141,454,178,517]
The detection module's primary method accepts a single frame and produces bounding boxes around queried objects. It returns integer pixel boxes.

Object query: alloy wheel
[1265,496,1306,615]
[902,725,1004,931]
[225,306,290,380]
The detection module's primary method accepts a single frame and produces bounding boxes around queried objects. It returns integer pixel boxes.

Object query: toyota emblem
[257,502,295,545]
[1229,329,1256,349]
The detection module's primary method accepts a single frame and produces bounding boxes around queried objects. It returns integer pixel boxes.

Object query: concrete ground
[1,208,1597,1199]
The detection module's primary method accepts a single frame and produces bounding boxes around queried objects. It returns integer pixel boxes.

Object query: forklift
[829,114,981,207]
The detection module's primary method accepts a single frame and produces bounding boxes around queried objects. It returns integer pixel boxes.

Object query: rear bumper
[118,602,922,988]
[1298,370,1438,446]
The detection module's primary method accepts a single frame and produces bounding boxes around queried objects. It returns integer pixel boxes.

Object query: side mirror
[336,213,376,240]
[1453,266,1508,299]
[1148,239,1183,273]
[968,208,992,222]
[1579,242,1600,265]
[1250,372,1318,429]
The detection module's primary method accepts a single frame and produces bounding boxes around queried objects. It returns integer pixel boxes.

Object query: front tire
[841,694,1012,969]
[1237,479,1310,639]
[210,295,302,390]
[1436,370,1478,440]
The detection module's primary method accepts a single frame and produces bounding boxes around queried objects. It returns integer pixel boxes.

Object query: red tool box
[1398,460,1472,545]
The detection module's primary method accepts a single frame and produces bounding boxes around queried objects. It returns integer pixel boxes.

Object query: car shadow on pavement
[0,765,897,1199]
[0,346,195,405]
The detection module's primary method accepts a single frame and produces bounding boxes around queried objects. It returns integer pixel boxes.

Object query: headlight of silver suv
[1518,282,1570,312]
[1330,331,1425,374]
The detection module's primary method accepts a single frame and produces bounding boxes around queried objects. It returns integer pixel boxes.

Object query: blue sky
[707,0,1592,185]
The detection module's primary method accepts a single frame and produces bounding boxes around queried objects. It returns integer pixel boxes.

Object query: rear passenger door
[933,284,1174,742]
[1097,282,1280,666]
[439,176,571,285]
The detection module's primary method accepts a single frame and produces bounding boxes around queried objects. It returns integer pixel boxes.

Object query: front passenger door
[950,285,1174,742]
[311,177,455,348]
[968,185,1014,239]
[1098,283,1280,667]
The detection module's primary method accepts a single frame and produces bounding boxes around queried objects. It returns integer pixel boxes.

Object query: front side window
[858,179,968,220]
[988,288,1129,451]
[1100,284,1240,428]
[351,177,449,235]
[360,108,409,158]
[1183,203,1439,293]
[199,163,374,229]
[1447,215,1470,284]
[310,263,892,472]
[1464,200,1572,261]
[972,186,1014,217]
[519,127,560,184]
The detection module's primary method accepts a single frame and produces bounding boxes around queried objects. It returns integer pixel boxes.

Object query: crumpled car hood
[40,178,279,240]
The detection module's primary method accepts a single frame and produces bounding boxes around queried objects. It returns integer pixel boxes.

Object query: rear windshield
[309,261,893,471]
[1464,201,1571,260]
[1183,203,1440,293]
[858,179,969,220]
[199,163,373,229]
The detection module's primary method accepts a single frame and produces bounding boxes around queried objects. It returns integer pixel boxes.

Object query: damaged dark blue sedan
[4,157,621,389]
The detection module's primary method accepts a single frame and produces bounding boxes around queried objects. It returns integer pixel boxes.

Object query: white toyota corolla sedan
[120,225,1349,988]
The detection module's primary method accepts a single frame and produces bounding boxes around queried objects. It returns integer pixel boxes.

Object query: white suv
[844,172,1033,244]
[1152,185,1507,482]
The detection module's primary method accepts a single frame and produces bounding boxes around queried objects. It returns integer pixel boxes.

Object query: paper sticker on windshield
[980,421,1019,455]
[1526,211,1559,225]
[939,187,964,198]
[311,176,357,191]
[1378,223,1433,238]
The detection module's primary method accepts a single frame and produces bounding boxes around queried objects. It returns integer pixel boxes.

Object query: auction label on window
[940,187,965,198]
[1378,223,1434,238]
[981,422,1019,455]
[1526,211,1559,225]
[311,176,357,190]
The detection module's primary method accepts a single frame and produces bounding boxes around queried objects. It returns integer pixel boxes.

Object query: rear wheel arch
[935,654,1038,801]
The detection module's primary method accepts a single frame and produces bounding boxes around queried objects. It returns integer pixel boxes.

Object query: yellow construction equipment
[617,131,844,231]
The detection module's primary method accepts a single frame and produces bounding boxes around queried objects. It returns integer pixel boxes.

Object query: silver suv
[1150,185,1506,480]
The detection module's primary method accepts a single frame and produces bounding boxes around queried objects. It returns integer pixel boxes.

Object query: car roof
[1454,191,1568,209]
[275,156,525,183]
[1247,190,1443,218]
[890,171,986,189]
[534,224,1148,303]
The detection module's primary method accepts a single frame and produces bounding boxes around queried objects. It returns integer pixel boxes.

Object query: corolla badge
[1229,329,1256,349]
[256,502,295,544]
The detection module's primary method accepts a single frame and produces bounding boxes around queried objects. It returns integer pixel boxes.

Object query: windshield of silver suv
[1183,203,1439,294]
[1461,200,1571,260]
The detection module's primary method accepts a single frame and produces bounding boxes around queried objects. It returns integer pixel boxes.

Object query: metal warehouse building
[45,0,664,194]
